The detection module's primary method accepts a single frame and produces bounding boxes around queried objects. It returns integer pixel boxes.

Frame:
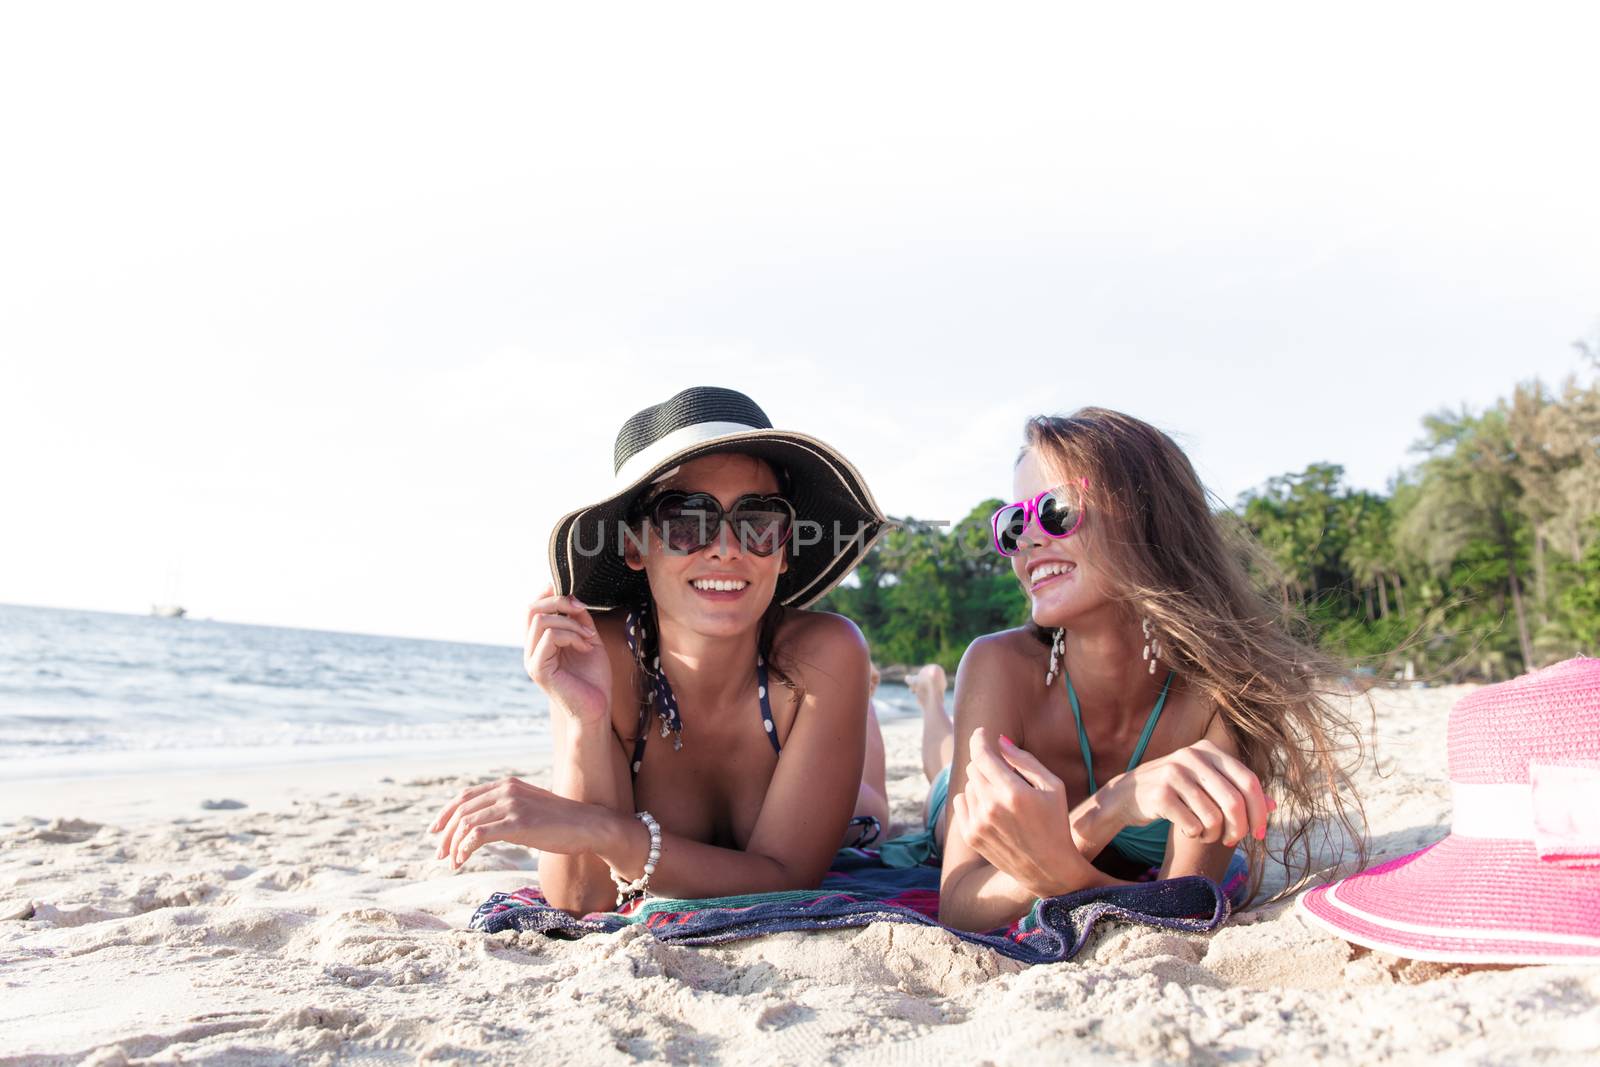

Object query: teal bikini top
[1062,669,1176,868]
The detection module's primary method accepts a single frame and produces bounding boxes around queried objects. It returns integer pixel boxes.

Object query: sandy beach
[4,685,1598,1065]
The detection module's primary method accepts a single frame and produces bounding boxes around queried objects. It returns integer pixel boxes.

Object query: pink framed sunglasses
[990,480,1088,557]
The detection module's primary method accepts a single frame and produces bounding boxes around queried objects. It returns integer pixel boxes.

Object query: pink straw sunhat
[1298,657,1600,965]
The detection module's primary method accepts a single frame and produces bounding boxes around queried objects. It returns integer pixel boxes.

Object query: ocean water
[0,603,917,779]
[0,603,550,778]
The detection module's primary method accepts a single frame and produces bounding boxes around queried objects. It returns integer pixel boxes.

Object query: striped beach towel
[468,849,1249,965]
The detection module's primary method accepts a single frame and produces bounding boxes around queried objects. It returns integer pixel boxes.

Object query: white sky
[3,2,1597,646]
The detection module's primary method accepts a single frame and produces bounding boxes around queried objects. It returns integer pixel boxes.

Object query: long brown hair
[1023,408,1367,900]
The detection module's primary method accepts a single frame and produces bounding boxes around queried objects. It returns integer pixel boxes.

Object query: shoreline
[0,741,547,830]
[0,691,926,826]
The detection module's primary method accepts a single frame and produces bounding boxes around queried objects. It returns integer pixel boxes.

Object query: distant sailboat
[151,567,186,618]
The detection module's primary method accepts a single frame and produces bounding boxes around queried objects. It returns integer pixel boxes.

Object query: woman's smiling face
[1009,447,1115,628]
[625,452,788,639]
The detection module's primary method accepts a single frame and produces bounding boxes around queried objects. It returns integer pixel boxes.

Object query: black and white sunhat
[548,386,889,611]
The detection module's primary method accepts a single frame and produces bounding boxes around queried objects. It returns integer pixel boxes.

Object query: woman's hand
[429,776,616,870]
[525,584,610,725]
[1100,739,1274,847]
[949,727,1094,899]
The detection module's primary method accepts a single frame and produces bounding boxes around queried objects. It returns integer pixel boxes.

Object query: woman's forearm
[941,795,1130,932]
[590,807,823,901]
[1160,839,1238,882]
[939,864,1046,932]
[942,848,1124,931]
[542,714,631,914]
[545,795,834,915]
[1067,776,1132,862]
[550,714,627,807]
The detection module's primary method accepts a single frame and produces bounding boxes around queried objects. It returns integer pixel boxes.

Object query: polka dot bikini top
[623,607,780,779]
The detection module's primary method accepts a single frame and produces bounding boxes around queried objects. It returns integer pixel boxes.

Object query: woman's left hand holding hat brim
[524,582,611,727]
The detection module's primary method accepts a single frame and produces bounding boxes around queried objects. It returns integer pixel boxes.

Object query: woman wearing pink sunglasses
[933,408,1367,932]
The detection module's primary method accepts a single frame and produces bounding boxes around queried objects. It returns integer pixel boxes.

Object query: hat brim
[1297,834,1600,965]
[548,429,889,612]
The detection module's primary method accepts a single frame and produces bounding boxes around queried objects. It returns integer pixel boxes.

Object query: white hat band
[1450,781,1538,840]
[614,421,766,488]
[1451,762,1600,863]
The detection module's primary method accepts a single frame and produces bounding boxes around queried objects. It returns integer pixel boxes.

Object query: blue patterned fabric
[468,849,1248,965]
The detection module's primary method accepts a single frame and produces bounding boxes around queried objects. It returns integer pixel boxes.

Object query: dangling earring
[1044,628,1065,686]
[1141,618,1161,674]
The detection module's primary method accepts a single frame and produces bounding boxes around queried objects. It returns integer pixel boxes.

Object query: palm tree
[1398,407,1535,671]
[1343,492,1398,621]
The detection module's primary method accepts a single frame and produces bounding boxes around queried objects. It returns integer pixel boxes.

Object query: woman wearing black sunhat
[430,387,890,916]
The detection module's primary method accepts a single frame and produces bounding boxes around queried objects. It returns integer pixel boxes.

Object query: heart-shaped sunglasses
[990,481,1087,557]
[635,491,796,557]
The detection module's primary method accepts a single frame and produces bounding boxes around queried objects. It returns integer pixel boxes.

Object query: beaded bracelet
[611,810,661,909]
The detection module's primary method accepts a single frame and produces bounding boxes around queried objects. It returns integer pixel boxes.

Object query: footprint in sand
[14,818,106,845]
[249,865,315,892]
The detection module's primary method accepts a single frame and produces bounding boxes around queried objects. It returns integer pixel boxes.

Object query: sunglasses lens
[731,496,793,557]
[1036,490,1082,537]
[733,512,789,556]
[651,493,794,556]
[994,505,1027,555]
[655,494,718,554]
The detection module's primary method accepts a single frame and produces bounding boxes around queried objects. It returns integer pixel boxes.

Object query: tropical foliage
[818,349,1600,681]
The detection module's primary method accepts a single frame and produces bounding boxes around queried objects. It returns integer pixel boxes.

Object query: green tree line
[818,347,1600,682]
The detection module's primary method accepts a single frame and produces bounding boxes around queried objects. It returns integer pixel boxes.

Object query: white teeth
[691,578,748,592]
[1029,561,1075,582]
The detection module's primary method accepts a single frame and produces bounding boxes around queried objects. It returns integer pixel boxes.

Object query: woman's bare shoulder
[952,627,1045,713]
[775,608,868,661]
[945,628,1040,741]
[772,610,869,722]
[960,626,1047,674]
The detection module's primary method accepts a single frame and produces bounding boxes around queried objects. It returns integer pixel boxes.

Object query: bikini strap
[1062,671,1098,794]
[630,721,649,778]
[1062,669,1177,793]
[1125,671,1176,772]
[624,609,646,778]
[757,653,780,756]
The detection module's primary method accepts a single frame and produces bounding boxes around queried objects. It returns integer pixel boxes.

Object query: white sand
[4,687,1598,1065]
